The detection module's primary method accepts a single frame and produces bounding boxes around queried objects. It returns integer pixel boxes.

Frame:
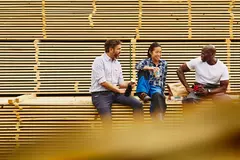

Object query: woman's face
[150,47,162,61]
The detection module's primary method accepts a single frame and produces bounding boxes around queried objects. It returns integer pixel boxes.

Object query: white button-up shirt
[90,53,124,93]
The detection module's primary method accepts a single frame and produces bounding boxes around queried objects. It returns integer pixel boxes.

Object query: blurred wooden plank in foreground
[8,100,240,160]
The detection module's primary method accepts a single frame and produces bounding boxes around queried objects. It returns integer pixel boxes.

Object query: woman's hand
[153,67,159,72]
[143,66,157,71]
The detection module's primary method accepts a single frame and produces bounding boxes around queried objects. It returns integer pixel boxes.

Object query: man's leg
[149,86,166,121]
[91,92,114,129]
[114,94,144,122]
[212,92,232,106]
[136,70,151,103]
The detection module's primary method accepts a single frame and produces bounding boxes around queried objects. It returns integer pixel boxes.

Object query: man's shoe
[139,92,151,103]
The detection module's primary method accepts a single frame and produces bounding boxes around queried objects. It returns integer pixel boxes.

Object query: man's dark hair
[203,45,216,56]
[147,42,161,58]
[104,39,122,53]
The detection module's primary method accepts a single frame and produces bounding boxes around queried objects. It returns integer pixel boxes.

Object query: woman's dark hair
[104,39,122,53]
[147,42,161,58]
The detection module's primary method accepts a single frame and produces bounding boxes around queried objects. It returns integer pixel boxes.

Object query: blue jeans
[136,71,167,115]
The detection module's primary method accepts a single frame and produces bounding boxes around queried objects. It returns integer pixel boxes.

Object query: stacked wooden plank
[44,0,138,39]
[0,96,183,159]
[0,1,42,39]
[36,40,132,94]
[139,0,239,39]
[0,40,239,95]
[1,95,239,159]
[0,41,37,95]
[0,0,239,159]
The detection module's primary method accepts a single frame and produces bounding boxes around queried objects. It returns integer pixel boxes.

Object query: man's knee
[96,106,111,116]
[182,92,200,104]
[128,97,143,112]
[212,93,232,105]
[134,100,143,110]
[92,99,111,117]
[212,93,232,100]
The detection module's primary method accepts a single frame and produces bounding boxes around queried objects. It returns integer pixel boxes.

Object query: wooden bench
[0,94,239,159]
[0,95,184,157]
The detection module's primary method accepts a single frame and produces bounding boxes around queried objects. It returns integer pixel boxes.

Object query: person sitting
[90,39,143,129]
[176,45,231,105]
[135,42,168,121]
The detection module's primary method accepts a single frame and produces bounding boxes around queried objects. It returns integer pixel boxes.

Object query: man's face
[110,44,121,60]
[201,48,212,62]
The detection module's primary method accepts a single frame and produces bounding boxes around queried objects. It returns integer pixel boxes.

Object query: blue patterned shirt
[135,58,167,91]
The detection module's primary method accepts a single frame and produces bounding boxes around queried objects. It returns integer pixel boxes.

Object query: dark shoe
[144,95,151,103]
[139,92,151,103]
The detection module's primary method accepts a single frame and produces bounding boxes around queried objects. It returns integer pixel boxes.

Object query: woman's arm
[136,59,153,70]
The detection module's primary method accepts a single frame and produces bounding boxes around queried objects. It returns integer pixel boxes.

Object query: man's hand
[196,87,208,96]
[186,87,194,93]
[118,88,126,94]
[130,81,136,88]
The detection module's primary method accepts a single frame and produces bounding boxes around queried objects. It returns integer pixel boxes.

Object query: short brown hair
[104,39,122,53]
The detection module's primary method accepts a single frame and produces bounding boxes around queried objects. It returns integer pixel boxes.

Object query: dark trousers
[91,91,143,126]
[182,83,232,104]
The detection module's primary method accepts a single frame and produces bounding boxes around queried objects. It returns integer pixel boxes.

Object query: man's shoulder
[217,59,228,69]
[217,59,226,66]
[94,55,104,62]
[192,56,201,61]
[187,56,201,64]
[95,54,104,60]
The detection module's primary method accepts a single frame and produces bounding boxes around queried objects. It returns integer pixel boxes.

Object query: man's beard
[114,53,120,59]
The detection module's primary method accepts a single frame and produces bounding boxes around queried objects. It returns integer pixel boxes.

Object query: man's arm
[197,80,229,96]
[209,80,229,94]
[209,65,229,94]
[101,82,125,94]
[176,63,193,93]
[119,81,136,89]
[92,58,125,94]
[119,81,129,88]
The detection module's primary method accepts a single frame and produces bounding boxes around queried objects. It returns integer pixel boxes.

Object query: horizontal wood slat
[0,96,184,158]
[1,40,239,95]
[0,95,238,159]
[0,0,239,39]
[0,0,239,158]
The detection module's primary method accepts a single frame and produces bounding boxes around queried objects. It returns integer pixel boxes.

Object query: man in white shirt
[90,39,143,128]
[176,45,231,103]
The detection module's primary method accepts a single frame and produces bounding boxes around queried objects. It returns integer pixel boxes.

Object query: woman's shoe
[139,92,151,103]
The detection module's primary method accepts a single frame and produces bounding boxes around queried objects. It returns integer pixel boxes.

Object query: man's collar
[103,53,113,61]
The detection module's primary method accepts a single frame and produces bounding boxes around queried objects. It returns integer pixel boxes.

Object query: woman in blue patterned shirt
[135,42,167,121]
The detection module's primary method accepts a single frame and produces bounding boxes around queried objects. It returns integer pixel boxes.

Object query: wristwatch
[207,89,211,94]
